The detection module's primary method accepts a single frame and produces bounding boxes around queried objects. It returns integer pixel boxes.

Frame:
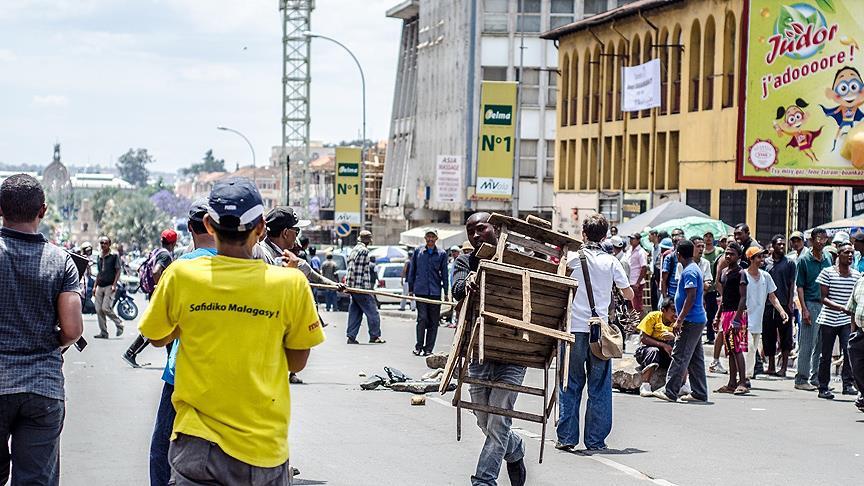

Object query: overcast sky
[0,0,401,172]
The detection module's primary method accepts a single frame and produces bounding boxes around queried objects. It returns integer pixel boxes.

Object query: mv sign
[476,81,517,199]
[334,147,362,225]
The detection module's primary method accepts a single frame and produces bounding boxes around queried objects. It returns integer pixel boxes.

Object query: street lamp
[216,126,256,181]
[303,30,367,227]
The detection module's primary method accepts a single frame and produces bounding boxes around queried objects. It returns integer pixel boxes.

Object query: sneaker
[347,337,359,344]
[554,442,575,452]
[842,385,858,396]
[818,389,835,400]
[678,394,704,402]
[121,353,140,368]
[116,326,125,337]
[652,389,675,402]
[709,360,728,374]
[291,467,300,477]
[289,373,304,384]
[93,333,109,339]
[369,337,387,344]
[855,395,864,412]
[505,458,526,486]
[794,383,818,391]
[679,381,692,397]
[639,383,653,397]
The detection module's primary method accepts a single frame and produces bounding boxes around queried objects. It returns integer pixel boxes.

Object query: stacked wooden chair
[439,214,582,462]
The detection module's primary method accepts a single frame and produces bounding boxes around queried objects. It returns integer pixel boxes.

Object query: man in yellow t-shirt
[634,298,677,397]
[139,178,324,485]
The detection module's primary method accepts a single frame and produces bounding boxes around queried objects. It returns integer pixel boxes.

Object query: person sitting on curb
[635,298,677,397]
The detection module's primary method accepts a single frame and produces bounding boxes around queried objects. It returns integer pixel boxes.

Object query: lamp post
[303,31,367,227]
[216,126,256,181]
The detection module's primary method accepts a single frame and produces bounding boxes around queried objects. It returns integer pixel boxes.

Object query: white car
[375,263,406,306]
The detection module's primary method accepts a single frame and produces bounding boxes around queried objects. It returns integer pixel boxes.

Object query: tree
[150,189,191,219]
[99,192,172,250]
[91,187,121,225]
[180,149,225,175]
[117,148,152,188]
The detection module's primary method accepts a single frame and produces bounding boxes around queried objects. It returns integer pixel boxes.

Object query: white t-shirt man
[627,246,648,286]
[745,269,776,334]
[567,247,631,332]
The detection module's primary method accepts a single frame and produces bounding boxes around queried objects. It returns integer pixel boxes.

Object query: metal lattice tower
[279,0,314,207]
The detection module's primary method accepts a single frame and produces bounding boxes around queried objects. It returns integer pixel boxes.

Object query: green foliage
[91,187,121,225]
[180,149,225,175]
[116,148,152,188]
[99,192,172,250]
[816,0,835,14]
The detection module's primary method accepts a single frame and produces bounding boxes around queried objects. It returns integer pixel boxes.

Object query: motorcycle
[82,277,139,321]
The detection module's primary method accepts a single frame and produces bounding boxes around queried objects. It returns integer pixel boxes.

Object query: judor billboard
[476,81,517,199]
[334,147,362,226]
[738,0,864,186]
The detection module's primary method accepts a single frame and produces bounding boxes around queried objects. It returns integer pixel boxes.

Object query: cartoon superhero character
[773,98,822,163]
[820,66,864,150]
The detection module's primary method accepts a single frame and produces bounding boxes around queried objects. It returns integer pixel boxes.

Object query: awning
[399,224,467,251]
[808,216,864,237]
[617,201,713,237]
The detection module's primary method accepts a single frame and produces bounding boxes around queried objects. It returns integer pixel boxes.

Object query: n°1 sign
[476,81,517,200]
[334,147,362,226]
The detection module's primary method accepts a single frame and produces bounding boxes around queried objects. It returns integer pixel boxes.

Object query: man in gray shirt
[0,174,83,485]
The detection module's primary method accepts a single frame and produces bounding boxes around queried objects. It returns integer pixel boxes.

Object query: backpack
[139,248,169,295]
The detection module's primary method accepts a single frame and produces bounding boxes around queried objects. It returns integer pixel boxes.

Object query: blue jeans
[346,294,381,340]
[468,361,526,486]
[0,393,65,486]
[324,290,337,311]
[795,301,823,386]
[557,332,612,449]
[150,382,175,486]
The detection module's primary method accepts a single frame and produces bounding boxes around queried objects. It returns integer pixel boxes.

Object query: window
[483,0,508,33]
[550,0,574,29]
[719,189,747,228]
[547,70,557,108]
[599,198,620,225]
[688,20,702,112]
[520,68,540,106]
[702,16,716,111]
[561,55,569,125]
[519,139,538,178]
[686,189,711,215]
[517,0,541,33]
[482,66,508,81]
[796,190,833,231]
[671,27,683,114]
[756,190,788,246]
[722,12,736,108]
[584,0,608,16]
[545,139,555,179]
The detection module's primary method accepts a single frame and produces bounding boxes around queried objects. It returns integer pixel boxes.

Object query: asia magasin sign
[476,81,517,199]
[738,0,864,186]
[334,147,361,226]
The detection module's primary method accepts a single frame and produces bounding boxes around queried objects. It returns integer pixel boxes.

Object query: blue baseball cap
[207,177,265,232]
[659,237,673,250]
[187,198,210,222]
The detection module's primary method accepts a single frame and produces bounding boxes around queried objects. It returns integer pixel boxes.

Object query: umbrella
[617,201,712,237]
[369,245,409,263]
[638,216,732,250]
[807,216,864,237]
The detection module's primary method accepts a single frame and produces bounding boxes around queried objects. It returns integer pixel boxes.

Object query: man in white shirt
[556,215,633,452]
[627,233,648,314]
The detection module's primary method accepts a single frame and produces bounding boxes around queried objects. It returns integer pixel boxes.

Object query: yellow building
[542,0,848,243]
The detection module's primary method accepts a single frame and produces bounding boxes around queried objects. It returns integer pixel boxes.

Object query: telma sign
[483,104,513,125]
[337,163,359,176]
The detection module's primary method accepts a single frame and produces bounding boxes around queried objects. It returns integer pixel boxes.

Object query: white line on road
[427,396,680,486]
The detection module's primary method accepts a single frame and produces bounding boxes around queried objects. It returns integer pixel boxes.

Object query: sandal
[714,385,735,394]
[412,349,422,356]
[733,385,749,395]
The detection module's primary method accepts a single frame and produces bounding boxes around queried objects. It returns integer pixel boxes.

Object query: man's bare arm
[285,349,311,373]
[57,292,84,347]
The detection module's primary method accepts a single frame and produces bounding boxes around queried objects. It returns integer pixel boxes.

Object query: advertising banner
[621,58,662,112]
[435,155,463,204]
[738,0,864,186]
[334,147,362,226]
[476,81,517,199]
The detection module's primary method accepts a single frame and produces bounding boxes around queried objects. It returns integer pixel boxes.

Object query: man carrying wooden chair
[451,212,527,486]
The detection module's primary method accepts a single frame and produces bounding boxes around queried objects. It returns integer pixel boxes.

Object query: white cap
[833,231,850,244]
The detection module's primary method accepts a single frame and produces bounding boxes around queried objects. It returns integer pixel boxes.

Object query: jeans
[94,285,123,334]
[415,296,441,353]
[663,322,708,400]
[557,332,612,449]
[324,290,337,311]
[818,324,854,391]
[795,301,823,386]
[150,383,176,486]
[0,393,65,486]
[468,361,526,486]
[169,434,292,485]
[346,294,381,340]
[704,291,719,342]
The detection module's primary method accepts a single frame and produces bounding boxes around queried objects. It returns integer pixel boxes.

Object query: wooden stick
[308,283,454,306]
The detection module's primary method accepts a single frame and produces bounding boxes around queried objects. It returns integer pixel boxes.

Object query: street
[59,295,863,486]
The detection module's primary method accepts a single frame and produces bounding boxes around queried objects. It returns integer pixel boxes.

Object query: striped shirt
[846,278,864,329]
[815,266,862,327]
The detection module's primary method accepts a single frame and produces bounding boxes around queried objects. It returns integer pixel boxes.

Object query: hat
[80,241,92,250]
[659,237,673,250]
[425,228,439,237]
[852,230,864,242]
[745,246,767,260]
[359,230,373,239]
[832,231,850,244]
[265,206,310,233]
[630,232,642,240]
[161,229,178,244]
[461,240,473,252]
[610,235,625,248]
[789,231,804,241]
[601,241,615,254]
[646,227,657,234]
[449,245,460,252]
[188,198,209,222]
[207,177,265,232]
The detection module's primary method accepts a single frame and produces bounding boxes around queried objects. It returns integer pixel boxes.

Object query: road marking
[751,407,767,411]
[426,395,680,485]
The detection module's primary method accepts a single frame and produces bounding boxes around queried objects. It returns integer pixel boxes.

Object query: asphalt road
[60,296,864,486]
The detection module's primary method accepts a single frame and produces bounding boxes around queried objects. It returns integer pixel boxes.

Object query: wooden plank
[482,312,576,343]
[480,261,579,288]
[457,400,544,423]
[463,376,546,396]
[504,248,561,274]
[483,322,556,346]
[505,232,560,259]
[557,246,569,276]
[484,289,568,317]
[521,271,532,341]
[525,214,552,229]
[485,276,570,301]
[478,300,566,329]
[481,335,552,355]
[475,243,496,260]
[439,298,471,394]
[487,213,582,249]
[479,272,486,364]
[494,228,509,260]
[474,348,549,368]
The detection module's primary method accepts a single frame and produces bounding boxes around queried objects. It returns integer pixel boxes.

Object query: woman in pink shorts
[713,242,749,395]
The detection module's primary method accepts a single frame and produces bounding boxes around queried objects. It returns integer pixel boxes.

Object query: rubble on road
[425,352,448,369]
[360,366,456,393]
[612,356,667,393]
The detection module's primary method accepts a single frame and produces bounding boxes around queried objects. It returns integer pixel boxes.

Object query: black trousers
[763,305,794,355]
[415,295,441,353]
[848,330,864,393]
[704,291,718,342]
[650,270,661,311]
[0,393,65,486]
[818,324,854,391]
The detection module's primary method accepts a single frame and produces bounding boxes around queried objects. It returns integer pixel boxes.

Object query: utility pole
[279,0,314,209]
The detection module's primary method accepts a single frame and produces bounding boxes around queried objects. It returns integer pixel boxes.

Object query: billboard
[621,59,662,112]
[435,155,463,204]
[334,147,362,226]
[738,0,864,186]
[476,81,517,199]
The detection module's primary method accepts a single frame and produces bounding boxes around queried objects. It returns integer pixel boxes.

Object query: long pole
[217,126,256,181]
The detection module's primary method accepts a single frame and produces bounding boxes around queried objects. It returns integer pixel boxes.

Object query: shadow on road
[574,447,646,456]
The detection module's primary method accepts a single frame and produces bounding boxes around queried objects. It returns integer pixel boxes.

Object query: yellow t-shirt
[636,311,673,341]
[138,255,324,468]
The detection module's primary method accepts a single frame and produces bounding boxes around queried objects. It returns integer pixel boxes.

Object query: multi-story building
[543,0,851,243]
[175,166,281,210]
[382,1,632,230]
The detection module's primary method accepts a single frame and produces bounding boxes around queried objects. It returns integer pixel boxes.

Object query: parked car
[375,263,406,307]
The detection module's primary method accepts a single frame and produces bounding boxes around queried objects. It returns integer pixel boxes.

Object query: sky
[0,0,402,173]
